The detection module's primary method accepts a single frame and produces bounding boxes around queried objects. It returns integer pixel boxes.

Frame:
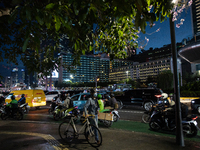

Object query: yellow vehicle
[5,89,46,108]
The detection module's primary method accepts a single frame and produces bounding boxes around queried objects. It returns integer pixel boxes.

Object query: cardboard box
[82,111,113,121]
[98,112,113,121]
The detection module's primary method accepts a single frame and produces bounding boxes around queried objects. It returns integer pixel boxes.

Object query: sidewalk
[0,119,200,150]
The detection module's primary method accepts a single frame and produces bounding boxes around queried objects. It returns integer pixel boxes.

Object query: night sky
[138,7,192,53]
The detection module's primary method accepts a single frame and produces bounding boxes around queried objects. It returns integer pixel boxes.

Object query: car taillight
[32,99,34,103]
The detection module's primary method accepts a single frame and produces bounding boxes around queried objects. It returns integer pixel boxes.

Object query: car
[191,99,200,114]
[45,91,60,102]
[70,93,91,112]
[70,92,123,112]
[114,88,164,111]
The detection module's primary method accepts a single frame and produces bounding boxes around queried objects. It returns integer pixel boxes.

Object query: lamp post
[126,71,128,82]
[170,0,184,146]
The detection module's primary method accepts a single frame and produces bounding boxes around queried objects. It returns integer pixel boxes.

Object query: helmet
[97,94,102,99]
[21,94,25,97]
[110,93,115,98]
[11,95,15,100]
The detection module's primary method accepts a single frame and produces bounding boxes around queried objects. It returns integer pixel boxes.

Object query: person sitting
[110,93,118,110]
[0,94,5,105]
[18,94,26,105]
[7,95,18,116]
[97,94,104,112]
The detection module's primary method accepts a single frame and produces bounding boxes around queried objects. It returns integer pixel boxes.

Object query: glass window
[71,95,79,101]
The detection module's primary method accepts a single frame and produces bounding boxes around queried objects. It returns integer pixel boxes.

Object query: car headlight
[191,101,195,103]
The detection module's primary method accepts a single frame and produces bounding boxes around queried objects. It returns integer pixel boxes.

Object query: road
[25,104,200,125]
[0,105,200,150]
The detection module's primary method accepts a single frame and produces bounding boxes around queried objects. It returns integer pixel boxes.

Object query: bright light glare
[172,0,178,4]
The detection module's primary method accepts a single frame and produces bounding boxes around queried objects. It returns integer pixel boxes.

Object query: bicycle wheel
[59,121,75,143]
[84,124,102,147]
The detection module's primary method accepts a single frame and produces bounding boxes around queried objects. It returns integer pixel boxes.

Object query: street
[0,105,200,150]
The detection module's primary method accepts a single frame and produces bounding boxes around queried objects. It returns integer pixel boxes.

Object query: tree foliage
[0,0,174,75]
[157,70,173,90]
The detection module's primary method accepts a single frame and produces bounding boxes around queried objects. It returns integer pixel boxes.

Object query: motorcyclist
[0,94,5,105]
[18,94,26,105]
[97,94,104,112]
[104,94,111,107]
[7,95,18,116]
[55,94,62,105]
[110,93,118,109]
[60,93,71,109]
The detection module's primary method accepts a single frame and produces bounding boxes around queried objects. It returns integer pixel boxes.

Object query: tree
[157,70,173,90]
[146,75,157,85]
[0,0,175,75]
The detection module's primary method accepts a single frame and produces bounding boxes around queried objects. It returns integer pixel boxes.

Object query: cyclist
[84,89,100,144]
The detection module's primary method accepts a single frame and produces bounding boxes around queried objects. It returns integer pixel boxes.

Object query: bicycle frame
[69,116,93,135]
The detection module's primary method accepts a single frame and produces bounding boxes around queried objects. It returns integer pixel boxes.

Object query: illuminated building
[109,57,182,83]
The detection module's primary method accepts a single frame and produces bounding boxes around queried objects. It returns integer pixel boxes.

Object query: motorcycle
[98,108,120,127]
[149,106,199,138]
[53,105,81,121]
[142,93,169,124]
[19,103,30,114]
[112,109,120,122]
[1,104,23,120]
[48,101,57,114]
[53,105,65,121]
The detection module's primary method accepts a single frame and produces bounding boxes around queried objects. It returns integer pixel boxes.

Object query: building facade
[59,53,135,83]
[109,57,182,83]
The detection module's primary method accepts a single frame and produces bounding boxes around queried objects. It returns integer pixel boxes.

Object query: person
[61,93,71,109]
[97,94,104,112]
[110,93,118,109]
[0,94,5,105]
[55,94,62,105]
[7,95,18,116]
[18,94,26,105]
[84,89,100,144]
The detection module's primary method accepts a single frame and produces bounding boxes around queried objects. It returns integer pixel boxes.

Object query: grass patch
[110,120,200,142]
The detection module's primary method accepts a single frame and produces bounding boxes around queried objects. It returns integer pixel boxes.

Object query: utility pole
[169,16,185,147]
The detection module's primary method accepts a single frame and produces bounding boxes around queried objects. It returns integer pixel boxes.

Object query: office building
[59,53,135,83]
[109,57,182,83]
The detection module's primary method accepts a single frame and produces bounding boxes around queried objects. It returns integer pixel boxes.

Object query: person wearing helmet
[97,94,104,112]
[84,89,100,144]
[18,94,26,105]
[60,93,71,109]
[110,93,118,109]
[55,94,62,105]
[7,95,18,116]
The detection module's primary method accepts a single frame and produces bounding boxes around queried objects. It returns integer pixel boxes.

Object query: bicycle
[58,114,102,147]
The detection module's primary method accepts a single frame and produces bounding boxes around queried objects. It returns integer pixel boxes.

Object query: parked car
[191,99,200,114]
[114,88,164,111]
